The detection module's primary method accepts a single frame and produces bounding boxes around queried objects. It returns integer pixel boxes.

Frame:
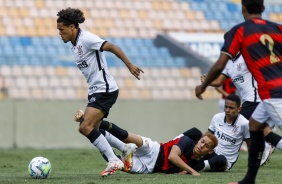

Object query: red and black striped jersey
[153,136,203,173]
[222,78,236,99]
[221,18,282,100]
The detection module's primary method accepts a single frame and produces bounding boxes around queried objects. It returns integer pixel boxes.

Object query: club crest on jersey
[236,63,242,71]
[233,125,239,134]
[77,45,83,55]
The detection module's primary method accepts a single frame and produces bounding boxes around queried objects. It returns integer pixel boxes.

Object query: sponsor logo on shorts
[89,96,96,103]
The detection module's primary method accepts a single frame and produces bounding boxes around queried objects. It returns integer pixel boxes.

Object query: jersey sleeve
[221,25,244,60]
[221,61,231,77]
[242,119,250,139]
[208,114,217,133]
[84,33,106,51]
[176,136,194,153]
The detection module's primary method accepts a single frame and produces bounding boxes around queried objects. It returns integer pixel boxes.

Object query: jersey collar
[224,115,239,126]
[73,28,81,46]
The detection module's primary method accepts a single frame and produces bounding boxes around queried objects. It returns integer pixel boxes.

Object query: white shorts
[252,99,282,130]
[130,136,160,174]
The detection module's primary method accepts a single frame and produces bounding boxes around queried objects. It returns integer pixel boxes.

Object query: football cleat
[260,142,275,166]
[100,158,124,177]
[122,143,138,172]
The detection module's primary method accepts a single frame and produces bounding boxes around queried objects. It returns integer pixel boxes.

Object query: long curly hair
[57,7,85,28]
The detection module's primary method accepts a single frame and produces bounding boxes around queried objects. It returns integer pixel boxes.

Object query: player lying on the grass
[74,94,267,173]
[74,111,218,175]
[74,94,272,173]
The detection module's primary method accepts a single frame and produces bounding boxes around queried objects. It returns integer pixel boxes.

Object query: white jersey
[208,112,250,170]
[222,54,261,103]
[71,29,118,94]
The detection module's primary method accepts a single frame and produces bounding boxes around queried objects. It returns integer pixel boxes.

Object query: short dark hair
[242,0,264,14]
[226,94,241,107]
[57,7,85,28]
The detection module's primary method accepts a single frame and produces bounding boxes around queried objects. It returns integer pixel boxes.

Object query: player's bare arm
[195,53,230,100]
[102,42,144,80]
[215,87,229,98]
[201,74,227,87]
[168,145,200,176]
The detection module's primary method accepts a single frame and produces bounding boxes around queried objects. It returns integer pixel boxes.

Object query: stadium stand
[0,0,281,100]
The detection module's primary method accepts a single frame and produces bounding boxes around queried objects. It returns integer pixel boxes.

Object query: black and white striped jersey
[222,54,261,103]
[208,112,250,170]
[71,29,118,94]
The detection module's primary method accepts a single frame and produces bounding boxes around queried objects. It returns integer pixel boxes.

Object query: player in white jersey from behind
[201,54,279,165]
[57,8,143,177]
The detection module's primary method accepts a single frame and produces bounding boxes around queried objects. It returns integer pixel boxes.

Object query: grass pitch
[0,148,281,184]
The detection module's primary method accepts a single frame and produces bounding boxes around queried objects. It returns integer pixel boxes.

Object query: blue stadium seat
[3,46,14,57]
[227,3,237,12]
[0,37,9,45]
[41,37,53,46]
[18,56,29,66]
[31,37,42,46]
[14,45,25,56]
[9,37,20,45]
[19,37,31,46]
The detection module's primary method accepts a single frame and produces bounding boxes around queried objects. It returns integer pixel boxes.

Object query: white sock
[202,160,211,171]
[93,134,117,161]
[104,131,125,152]
[275,139,282,150]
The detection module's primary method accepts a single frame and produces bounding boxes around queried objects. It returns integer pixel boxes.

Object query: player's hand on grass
[190,171,200,176]
[74,110,84,122]
[178,170,187,174]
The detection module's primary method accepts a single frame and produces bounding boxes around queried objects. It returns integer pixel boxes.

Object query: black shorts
[87,90,119,118]
[240,101,260,120]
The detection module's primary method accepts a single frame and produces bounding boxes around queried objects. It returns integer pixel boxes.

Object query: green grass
[0,149,281,184]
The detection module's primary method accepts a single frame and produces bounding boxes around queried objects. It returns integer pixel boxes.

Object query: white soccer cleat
[122,143,138,172]
[240,144,248,152]
[260,142,275,166]
[74,110,84,122]
[100,158,124,177]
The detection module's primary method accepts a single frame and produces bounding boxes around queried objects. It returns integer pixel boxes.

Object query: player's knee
[209,155,227,172]
[183,127,202,142]
[78,122,93,135]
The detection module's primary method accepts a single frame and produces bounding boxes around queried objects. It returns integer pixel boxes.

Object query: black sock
[265,132,281,147]
[86,129,101,143]
[79,118,84,125]
[182,127,203,142]
[100,120,128,140]
[241,131,264,184]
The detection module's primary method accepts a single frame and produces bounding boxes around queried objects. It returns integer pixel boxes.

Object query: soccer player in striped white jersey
[201,54,281,165]
[57,8,143,177]
[206,94,250,170]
